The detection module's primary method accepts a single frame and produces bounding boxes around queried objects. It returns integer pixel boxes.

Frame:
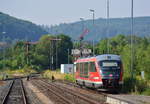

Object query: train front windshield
[99,60,121,69]
[99,60,121,78]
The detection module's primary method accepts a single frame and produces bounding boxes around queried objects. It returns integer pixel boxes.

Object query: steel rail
[1,80,14,104]
[32,80,73,104]
[39,80,101,104]
[2,79,27,104]
[21,80,27,104]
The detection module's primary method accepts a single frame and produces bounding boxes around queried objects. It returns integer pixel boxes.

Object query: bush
[142,88,150,96]
[0,65,37,80]
[122,77,135,93]
[64,74,75,82]
[122,75,149,95]
[135,79,148,93]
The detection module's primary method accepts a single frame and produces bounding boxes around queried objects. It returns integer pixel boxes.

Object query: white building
[61,64,74,74]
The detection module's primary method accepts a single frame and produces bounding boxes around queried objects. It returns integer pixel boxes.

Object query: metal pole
[2,35,5,69]
[49,40,51,69]
[56,37,58,69]
[93,11,95,26]
[107,0,110,54]
[90,9,95,55]
[80,18,84,57]
[52,40,54,70]
[26,43,29,65]
[131,0,134,80]
[93,11,95,56]
[68,49,69,64]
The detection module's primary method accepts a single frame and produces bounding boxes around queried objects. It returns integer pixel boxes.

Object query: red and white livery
[74,54,123,89]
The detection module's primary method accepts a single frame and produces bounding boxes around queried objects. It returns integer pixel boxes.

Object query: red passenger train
[74,54,123,89]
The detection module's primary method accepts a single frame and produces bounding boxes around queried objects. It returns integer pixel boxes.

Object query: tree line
[0,34,73,71]
[1,34,150,80]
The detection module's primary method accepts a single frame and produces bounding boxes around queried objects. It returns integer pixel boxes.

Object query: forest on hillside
[0,12,47,42]
[42,17,150,41]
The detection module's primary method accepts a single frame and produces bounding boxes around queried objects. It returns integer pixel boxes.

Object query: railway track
[32,79,105,104]
[1,79,27,104]
[53,80,132,104]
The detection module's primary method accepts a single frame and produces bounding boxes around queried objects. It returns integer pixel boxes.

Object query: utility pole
[131,0,134,83]
[107,0,110,54]
[26,42,29,65]
[68,49,69,64]
[56,37,58,69]
[79,18,84,57]
[90,9,95,55]
[24,41,38,65]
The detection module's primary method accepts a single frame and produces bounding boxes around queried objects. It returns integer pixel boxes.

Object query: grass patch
[0,66,37,80]
[141,88,150,96]
[42,70,75,82]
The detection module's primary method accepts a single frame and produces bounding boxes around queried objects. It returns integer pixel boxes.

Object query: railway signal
[48,38,61,70]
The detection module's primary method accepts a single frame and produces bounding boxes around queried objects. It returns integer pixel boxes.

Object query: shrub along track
[1,79,27,104]
[31,79,106,104]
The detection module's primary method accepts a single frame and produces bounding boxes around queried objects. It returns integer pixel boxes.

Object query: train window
[90,62,96,72]
[84,62,89,78]
[76,63,79,72]
[80,63,84,75]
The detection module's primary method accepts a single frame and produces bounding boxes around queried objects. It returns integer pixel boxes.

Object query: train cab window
[90,62,96,72]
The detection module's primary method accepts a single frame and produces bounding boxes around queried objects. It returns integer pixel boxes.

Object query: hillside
[0,12,48,42]
[43,17,150,41]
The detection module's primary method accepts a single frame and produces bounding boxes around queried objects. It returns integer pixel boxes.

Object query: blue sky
[0,0,150,25]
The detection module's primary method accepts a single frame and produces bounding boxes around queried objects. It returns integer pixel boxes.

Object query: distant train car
[74,54,123,89]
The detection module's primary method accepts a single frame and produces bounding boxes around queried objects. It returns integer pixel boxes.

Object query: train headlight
[109,74,113,77]
[93,77,99,79]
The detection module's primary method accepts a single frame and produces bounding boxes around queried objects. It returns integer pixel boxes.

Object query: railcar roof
[96,54,121,61]
[77,54,121,61]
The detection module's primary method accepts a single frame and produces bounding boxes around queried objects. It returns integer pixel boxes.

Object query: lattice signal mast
[48,38,61,70]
